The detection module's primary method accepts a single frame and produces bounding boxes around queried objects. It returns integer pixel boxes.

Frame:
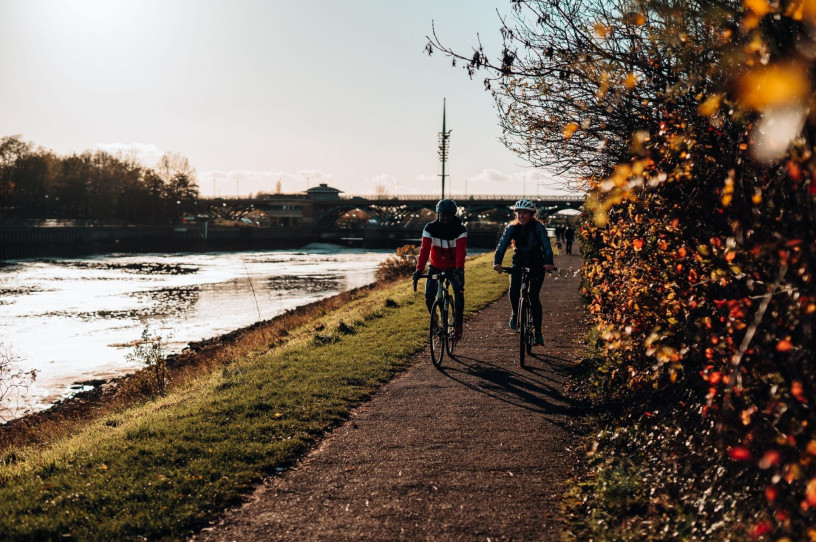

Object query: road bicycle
[414,270,457,368]
[503,266,536,368]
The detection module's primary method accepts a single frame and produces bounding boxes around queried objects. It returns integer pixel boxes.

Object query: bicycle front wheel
[445,293,457,357]
[524,306,535,355]
[518,299,528,367]
[430,300,445,368]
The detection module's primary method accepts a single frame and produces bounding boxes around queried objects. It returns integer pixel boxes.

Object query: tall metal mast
[438,98,451,199]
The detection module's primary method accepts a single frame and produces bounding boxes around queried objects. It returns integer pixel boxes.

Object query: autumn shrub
[0,343,37,422]
[575,2,816,538]
[375,244,418,282]
[126,324,170,397]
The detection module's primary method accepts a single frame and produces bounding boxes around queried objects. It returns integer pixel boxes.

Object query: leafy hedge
[572,2,816,539]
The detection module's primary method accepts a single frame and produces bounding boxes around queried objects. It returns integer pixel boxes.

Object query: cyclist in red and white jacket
[413,199,467,342]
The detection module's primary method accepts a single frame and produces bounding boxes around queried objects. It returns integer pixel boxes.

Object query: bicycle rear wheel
[444,293,457,357]
[518,299,528,367]
[430,300,445,368]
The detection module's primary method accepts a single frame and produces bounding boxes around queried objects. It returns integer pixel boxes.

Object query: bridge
[198,184,585,247]
[0,186,585,259]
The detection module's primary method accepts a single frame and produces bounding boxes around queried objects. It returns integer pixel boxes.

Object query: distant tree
[156,152,199,221]
[0,138,206,224]
[142,169,169,224]
[0,135,33,215]
[14,150,58,218]
[56,153,93,220]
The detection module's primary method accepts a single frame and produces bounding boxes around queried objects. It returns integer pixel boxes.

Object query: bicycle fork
[438,282,448,332]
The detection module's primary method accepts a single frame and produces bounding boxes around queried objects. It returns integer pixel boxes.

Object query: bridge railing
[341,194,586,202]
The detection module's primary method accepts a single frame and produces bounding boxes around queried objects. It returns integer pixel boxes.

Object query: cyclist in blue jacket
[493,199,556,346]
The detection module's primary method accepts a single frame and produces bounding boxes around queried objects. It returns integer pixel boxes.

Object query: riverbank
[0,246,390,416]
[0,224,505,260]
[0,253,517,540]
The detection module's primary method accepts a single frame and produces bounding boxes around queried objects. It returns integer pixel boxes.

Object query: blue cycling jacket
[493,221,554,268]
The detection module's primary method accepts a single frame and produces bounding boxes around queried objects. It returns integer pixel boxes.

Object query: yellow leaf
[742,12,761,29]
[563,123,579,139]
[736,63,810,111]
[698,94,723,117]
[744,0,770,17]
[625,73,638,90]
[624,12,646,25]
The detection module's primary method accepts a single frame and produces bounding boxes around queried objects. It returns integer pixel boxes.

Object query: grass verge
[0,253,506,541]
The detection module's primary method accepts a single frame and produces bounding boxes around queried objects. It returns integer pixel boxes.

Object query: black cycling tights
[509,269,545,331]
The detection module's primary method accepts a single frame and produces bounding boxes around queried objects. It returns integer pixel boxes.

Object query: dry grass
[0,283,379,453]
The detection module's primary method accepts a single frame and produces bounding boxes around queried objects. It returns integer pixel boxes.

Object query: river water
[0,244,391,419]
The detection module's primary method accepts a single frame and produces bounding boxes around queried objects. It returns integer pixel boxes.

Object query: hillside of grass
[0,252,506,541]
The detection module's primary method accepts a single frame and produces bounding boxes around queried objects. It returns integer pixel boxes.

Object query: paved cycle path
[193,253,585,541]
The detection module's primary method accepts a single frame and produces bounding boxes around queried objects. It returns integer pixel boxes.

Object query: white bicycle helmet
[512,199,537,212]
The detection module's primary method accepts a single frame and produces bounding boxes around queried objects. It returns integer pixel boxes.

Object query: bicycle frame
[415,270,457,367]
[503,266,535,367]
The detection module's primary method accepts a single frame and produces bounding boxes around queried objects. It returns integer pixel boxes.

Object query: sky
[0,0,574,198]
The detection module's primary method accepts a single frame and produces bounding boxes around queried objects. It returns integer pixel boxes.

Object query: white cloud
[94,142,163,166]
[198,169,336,197]
[465,168,511,185]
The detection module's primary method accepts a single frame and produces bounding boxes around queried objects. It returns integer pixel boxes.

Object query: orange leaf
[759,450,781,469]
[563,123,579,139]
[776,339,793,352]
[729,446,752,461]
[792,380,807,402]
[750,521,773,537]
[807,478,816,506]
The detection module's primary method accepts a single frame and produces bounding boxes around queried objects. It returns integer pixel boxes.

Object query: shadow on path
[437,354,582,419]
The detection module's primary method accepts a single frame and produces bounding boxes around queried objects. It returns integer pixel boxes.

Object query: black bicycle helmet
[435,198,458,214]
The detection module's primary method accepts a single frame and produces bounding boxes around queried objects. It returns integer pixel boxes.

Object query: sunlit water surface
[0,244,391,418]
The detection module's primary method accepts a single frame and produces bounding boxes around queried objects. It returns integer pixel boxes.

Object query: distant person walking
[564,225,575,255]
[493,199,556,346]
[555,224,565,244]
[413,199,467,342]
[554,224,565,252]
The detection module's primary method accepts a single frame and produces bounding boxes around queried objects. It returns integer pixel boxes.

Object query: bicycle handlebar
[412,270,452,291]
[500,266,558,274]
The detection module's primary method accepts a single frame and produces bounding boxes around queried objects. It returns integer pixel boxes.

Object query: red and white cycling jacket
[416,217,467,271]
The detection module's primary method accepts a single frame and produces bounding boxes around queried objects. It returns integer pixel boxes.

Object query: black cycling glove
[454,268,465,289]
